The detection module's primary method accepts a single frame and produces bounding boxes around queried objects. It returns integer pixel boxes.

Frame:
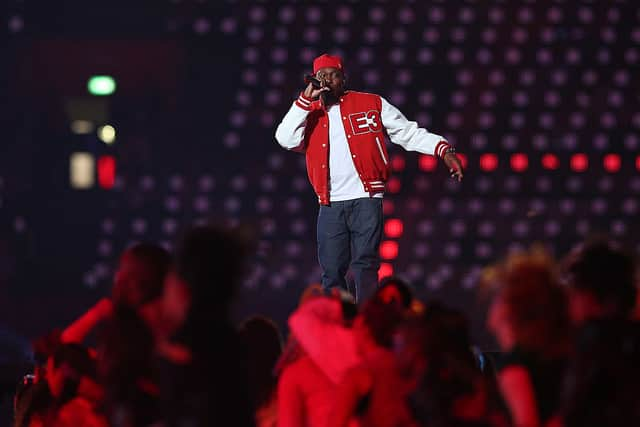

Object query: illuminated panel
[70,153,95,189]
[97,156,116,189]
[87,75,116,96]
[71,120,94,134]
[98,125,116,144]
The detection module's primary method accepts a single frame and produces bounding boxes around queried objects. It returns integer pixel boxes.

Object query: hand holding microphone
[303,75,330,100]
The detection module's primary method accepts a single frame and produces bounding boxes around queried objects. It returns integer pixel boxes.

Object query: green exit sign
[87,75,116,96]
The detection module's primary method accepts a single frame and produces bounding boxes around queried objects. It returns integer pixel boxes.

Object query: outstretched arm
[380,96,463,180]
[60,298,113,343]
[380,96,449,156]
[498,365,541,427]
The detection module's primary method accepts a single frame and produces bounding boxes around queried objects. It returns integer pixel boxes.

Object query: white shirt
[326,104,380,202]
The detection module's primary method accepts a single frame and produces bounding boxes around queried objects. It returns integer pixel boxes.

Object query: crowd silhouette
[10,224,640,427]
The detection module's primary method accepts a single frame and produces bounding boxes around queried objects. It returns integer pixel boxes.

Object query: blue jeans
[317,197,383,303]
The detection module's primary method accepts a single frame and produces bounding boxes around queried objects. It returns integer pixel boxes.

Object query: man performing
[275,53,464,302]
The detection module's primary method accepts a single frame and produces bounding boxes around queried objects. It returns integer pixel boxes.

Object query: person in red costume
[276,53,464,302]
[283,295,411,427]
[276,290,358,427]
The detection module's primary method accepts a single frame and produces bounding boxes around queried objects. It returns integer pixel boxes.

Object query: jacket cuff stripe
[299,93,313,103]
[435,141,450,159]
[295,97,312,111]
[297,96,311,106]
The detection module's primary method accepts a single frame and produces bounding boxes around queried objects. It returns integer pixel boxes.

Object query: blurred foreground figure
[16,243,171,427]
[157,224,255,427]
[98,243,171,427]
[375,276,415,312]
[277,290,357,427]
[26,343,106,427]
[484,247,569,427]
[62,243,171,346]
[399,303,510,427]
[239,316,282,427]
[558,237,640,427]
[329,298,410,427]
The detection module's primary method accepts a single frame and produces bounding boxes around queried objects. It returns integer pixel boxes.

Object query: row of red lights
[415,153,640,173]
[380,152,636,277]
[378,219,404,278]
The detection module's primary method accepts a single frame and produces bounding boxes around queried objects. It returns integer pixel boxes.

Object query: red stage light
[541,153,559,170]
[97,156,116,189]
[391,155,406,172]
[378,262,394,280]
[387,177,401,193]
[383,200,394,215]
[603,153,621,173]
[570,153,588,172]
[380,240,399,260]
[510,153,528,172]
[419,154,438,171]
[384,219,404,238]
[479,153,498,171]
[382,199,395,216]
[637,155,640,171]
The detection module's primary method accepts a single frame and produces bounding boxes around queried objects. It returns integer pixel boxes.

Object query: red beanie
[313,53,344,74]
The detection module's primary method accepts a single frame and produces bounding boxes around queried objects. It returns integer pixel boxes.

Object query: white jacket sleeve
[274,93,315,152]
[380,96,450,158]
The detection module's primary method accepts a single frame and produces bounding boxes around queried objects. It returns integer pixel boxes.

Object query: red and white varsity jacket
[275,90,451,205]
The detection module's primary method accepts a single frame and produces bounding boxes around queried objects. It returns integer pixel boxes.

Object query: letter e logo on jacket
[349,110,382,135]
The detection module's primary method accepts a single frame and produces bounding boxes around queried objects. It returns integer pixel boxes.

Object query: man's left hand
[444,153,464,182]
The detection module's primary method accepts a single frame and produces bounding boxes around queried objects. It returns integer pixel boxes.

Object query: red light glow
[479,153,498,171]
[378,263,394,280]
[391,155,406,172]
[97,156,116,189]
[570,153,589,172]
[380,241,399,260]
[419,155,438,171]
[384,219,404,238]
[387,177,401,193]
[603,154,621,173]
[383,200,395,215]
[510,153,528,172]
[541,153,559,170]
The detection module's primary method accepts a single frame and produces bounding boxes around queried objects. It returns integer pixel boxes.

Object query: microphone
[303,75,333,107]
[304,74,322,89]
